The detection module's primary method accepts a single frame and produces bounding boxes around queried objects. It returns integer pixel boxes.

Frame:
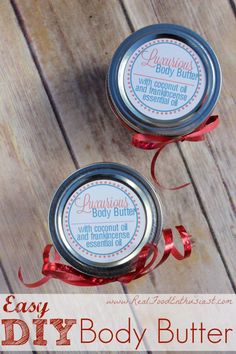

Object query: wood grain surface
[0,0,235,353]
[124,0,236,288]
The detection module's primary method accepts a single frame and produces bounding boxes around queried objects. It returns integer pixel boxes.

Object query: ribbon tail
[135,226,192,278]
[151,145,191,190]
[18,267,51,288]
[128,226,192,280]
[171,225,192,260]
[156,228,174,266]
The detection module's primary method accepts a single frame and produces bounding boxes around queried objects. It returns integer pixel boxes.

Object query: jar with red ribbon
[49,163,163,278]
[18,163,192,288]
[107,24,221,189]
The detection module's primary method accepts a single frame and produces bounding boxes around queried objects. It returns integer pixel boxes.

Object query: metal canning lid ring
[108,24,221,136]
[49,163,163,278]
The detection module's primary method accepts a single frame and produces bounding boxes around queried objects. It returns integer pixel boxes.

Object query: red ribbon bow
[18,225,192,288]
[132,115,219,190]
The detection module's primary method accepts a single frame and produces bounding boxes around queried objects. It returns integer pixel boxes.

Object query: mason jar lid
[107,24,221,136]
[49,163,163,278]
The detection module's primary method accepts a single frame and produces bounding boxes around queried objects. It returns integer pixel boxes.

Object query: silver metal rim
[49,163,163,277]
[108,23,221,136]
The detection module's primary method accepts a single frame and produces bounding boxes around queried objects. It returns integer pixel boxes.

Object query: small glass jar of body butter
[107,24,221,136]
[49,163,163,278]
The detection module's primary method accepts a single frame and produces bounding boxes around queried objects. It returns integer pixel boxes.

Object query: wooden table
[0,0,235,352]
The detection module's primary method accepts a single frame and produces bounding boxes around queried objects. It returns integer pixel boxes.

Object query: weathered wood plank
[122,0,236,288]
[14,0,234,292]
[0,0,123,293]
[0,268,37,353]
[0,267,11,293]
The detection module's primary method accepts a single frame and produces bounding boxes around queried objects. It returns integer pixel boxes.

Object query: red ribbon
[106,88,219,190]
[18,226,192,288]
[132,115,219,190]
